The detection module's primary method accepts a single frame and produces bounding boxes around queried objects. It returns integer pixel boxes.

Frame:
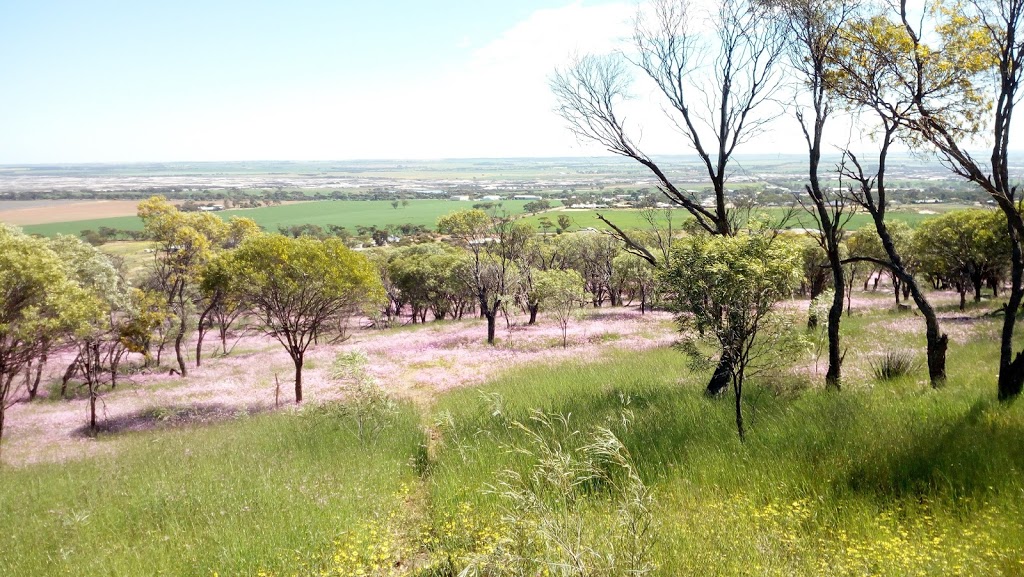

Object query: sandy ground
[1,308,676,467]
[0,200,141,225]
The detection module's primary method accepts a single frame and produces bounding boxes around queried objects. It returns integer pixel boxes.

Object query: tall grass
[2,307,1023,575]
[0,406,425,576]
[425,337,1024,575]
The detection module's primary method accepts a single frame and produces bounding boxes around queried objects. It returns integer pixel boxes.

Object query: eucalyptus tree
[878,0,1024,398]
[226,234,384,403]
[551,0,786,394]
[534,269,591,348]
[50,235,133,432]
[437,209,531,344]
[552,0,786,239]
[0,225,93,454]
[914,210,1011,310]
[777,0,859,389]
[138,196,229,376]
[828,13,949,386]
[662,230,803,440]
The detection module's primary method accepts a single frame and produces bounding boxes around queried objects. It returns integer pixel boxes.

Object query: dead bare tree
[778,0,859,390]
[551,0,786,394]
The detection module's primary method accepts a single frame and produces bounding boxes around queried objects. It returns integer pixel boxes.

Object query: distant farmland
[520,206,958,231]
[14,198,963,237]
[20,199,533,236]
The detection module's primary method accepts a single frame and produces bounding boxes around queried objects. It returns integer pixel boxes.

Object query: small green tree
[534,269,590,348]
[914,209,1010,310]
[662,231,803,440]
[138,195,229,376]
[437,210,530,344]
[226,234,384,403]
[0,225,94,455]
[50,235,132,432]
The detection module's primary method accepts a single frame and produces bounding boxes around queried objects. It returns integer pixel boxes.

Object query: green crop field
[22,199,533,237]
[523,206,962,232]
[19,198,974,238]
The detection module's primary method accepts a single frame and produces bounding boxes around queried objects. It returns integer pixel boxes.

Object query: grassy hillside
[2,300,1022,576]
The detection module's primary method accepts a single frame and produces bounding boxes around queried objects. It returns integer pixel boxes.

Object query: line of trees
[0,197,1016,448]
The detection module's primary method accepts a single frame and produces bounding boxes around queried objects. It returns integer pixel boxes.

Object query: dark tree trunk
[89,383,98,433]
[528,304,539,325]
[195,302,215,368]
[28,349,45,400]
[733,374,745,442]
[486,313,497,344]
[972,273,984,302]
[959,289,967,312]
[293,353,303,403]
[825,278,844,390]
[894,280,901,305]
[707,353,732,396]
[174,314,188,377]
[999,232,1024,400]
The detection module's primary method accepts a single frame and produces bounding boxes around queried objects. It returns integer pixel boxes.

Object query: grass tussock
[871,351,920,381]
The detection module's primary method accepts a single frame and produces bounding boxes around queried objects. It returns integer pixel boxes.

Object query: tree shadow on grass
[844,399,1024,500]
[73,403,265,437]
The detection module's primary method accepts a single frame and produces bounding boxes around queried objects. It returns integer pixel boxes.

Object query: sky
[0,0,1007,164]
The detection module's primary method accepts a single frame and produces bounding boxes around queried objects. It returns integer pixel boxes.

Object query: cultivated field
[20,199,534,237]
[12,198,967,238]
[0,200,141,226]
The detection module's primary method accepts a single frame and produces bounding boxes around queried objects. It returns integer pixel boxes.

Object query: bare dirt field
[1,308,676,467]
[0,200,140,225]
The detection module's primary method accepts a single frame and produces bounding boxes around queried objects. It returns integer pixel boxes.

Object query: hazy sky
[0,0,1001,164]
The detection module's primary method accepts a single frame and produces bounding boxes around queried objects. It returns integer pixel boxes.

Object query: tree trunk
[174,314,188,377]
[825,278,844,390]
[973,273,983,303]
[528,304,538,325]
[486,313,497,344]
[195,302,215,368]
[293,353,304,403]
[894,280,901,305]
[998,233,1024,400]
[28,348,45,400]
[733,374,745,442]
[707,353,732,396]
[959,289,967,312]
[89,382,98,433]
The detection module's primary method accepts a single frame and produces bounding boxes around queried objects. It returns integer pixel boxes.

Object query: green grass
[0,406,426,577]
[425,333,1024,576]
[23,199,532,237]
[2,304,1023,576]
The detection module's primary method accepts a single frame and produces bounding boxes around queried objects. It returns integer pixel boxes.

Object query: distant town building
[513,194,542,200]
